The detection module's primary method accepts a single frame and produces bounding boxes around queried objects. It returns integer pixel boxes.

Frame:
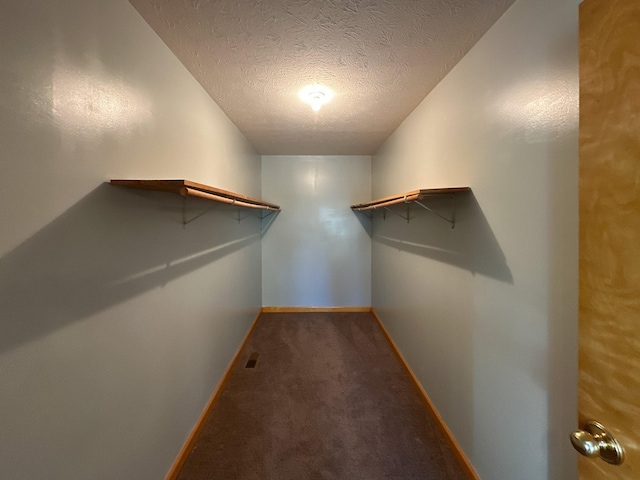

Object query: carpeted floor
[177,312,468,480]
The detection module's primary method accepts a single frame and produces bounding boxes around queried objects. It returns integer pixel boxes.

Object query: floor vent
[245,352,259,368]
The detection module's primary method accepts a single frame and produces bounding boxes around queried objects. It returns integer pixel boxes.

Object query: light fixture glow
[299,85,333,112]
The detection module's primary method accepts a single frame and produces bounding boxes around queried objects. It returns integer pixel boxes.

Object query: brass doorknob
[570,421,624,465]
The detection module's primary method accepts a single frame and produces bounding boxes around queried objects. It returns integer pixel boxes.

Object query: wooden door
[578,0,640,478]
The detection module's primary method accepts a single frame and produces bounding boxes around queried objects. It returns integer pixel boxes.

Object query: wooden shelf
[111,179,280,211]
[350,187,469,211]
[351,187,470,228]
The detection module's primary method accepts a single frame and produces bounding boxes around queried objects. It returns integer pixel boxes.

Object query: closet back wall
[262,156,371,308]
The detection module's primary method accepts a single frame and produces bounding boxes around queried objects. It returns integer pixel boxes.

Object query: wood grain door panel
[578,0,640,477]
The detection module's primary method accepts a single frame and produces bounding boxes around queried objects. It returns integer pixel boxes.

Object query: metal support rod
[414,194,456,228]
[451,194,456,227]
[383,206,409,222]
[182,197,219,225]
[183,197,274,225]
[235,209,252,223]
[352,191,463,228]
[258,210,277,221]
[261,210,279,236]
[354,210,373,220]
[248,209,278,221]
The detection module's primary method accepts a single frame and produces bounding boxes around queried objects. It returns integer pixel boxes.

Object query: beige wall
[371,0,580,478]
[0,1,261,478]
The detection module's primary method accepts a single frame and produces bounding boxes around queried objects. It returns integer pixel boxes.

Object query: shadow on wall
[0,183,261,355]
[365,191,513,283]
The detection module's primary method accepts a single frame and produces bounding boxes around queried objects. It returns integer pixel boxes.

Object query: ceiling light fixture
[299,85,334,112]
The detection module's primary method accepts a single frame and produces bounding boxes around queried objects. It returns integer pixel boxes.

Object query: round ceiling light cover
[299,84,334,112]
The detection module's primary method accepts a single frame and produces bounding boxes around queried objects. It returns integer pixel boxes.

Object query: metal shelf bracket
[260,210,279,236]
[350,187,468,229]
[414,194,457,228]
[235,208,253,223]
[182,198,218,225]
[383,204,410,223]
[357,194,459,228]
[182,198,277,226]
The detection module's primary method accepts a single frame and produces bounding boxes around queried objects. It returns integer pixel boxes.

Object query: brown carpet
[177,312,468,480]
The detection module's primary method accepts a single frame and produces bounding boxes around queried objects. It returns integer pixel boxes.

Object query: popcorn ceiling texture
[130,0,515,155]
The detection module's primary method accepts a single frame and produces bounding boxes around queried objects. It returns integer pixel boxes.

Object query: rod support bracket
[414,193,457,228]
[182,197,219,225]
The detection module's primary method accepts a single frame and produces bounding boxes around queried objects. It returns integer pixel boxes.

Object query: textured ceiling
[130,0,515,155]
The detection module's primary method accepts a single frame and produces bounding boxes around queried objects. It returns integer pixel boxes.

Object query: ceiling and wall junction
[130,0,516,155]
